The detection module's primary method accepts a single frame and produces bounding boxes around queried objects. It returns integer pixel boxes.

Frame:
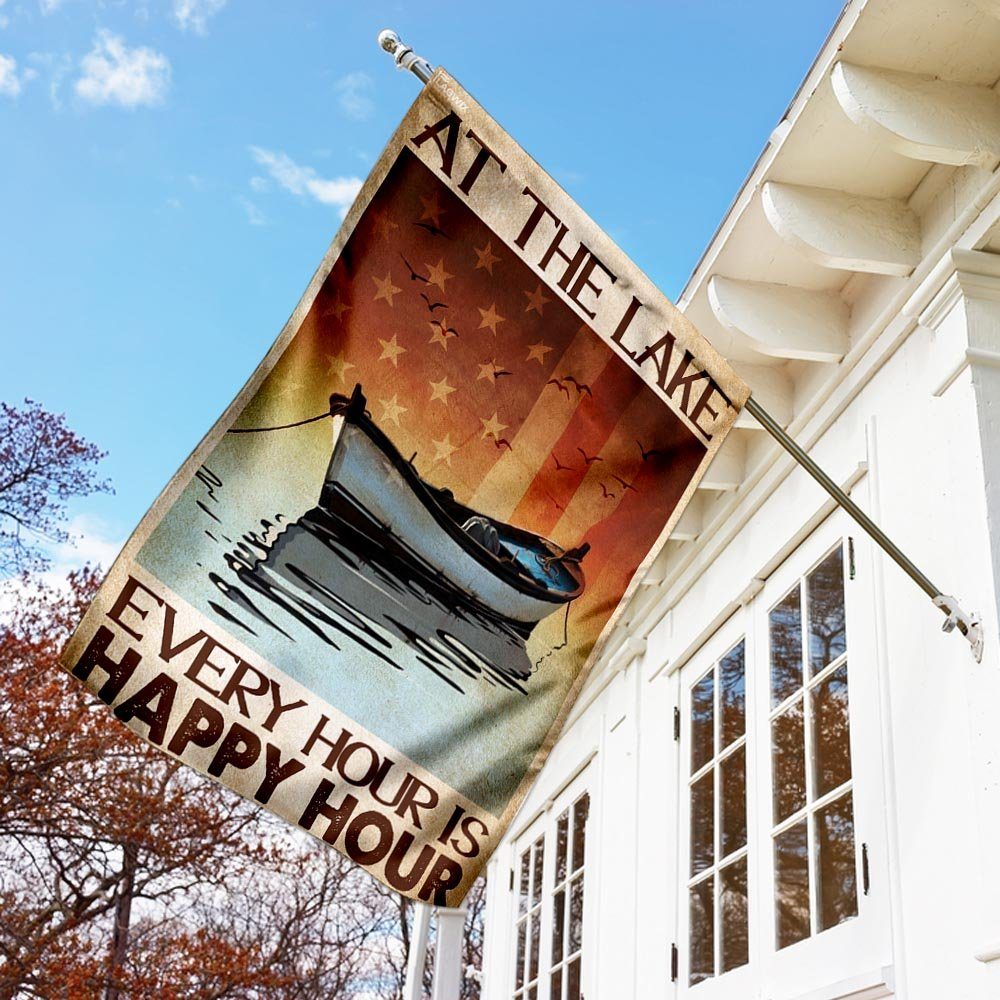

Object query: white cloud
[75,30,170,108]
[248,175,269,193]
[172,0,226,34]
[239,196,267,226]
[38,0,62,14]
[0,53,21,97]
[335,70,374,121]
[0,514,124,620]
[249,146,362,218]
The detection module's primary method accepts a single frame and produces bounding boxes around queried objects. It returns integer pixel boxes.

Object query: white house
[476,0,1000,997]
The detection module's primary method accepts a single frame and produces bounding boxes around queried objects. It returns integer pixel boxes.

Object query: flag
[62,70,748,905]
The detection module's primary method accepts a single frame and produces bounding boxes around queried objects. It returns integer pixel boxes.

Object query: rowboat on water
[321,385,589,630]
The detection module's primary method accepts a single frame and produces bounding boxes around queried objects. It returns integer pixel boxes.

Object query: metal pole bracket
[933,594,984,663]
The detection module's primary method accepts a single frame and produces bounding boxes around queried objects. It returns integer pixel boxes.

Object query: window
[768,545,857,949]
[549,793,589,1000]
[513,834,544,1000]
[687,639,749,985]
[511,774,591,1000]
[677,524,889,995]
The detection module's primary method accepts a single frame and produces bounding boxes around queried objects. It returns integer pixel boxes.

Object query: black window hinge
[848,536,856,580]
[862,842,870,895]
[509,868,514,892]
[670,942,679,982]
[673,706,681,742]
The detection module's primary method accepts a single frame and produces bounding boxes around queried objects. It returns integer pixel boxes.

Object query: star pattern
[480,411,508,440]
[478,303,506,334]
[380,394,408,426]
[372,209,399,241]
[378,334,406,366]
[526,341,553,364]
[425,259,453,292]
[432,433,458,465]
[327,352,356,384]
[372,272,402,307]
[477,359,500,382]
[524,284,551,316]
[428,376,457,405]
[420,191,445,227]
[324,293,352,322]
[473,241,500,275]
[429,322,455,351]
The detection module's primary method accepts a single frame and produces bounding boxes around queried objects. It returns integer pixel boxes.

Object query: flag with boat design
[61,69,748,904]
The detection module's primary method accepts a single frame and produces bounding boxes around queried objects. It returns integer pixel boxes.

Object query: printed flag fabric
[62,70,749,905]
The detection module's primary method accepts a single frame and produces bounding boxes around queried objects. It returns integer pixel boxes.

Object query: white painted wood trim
[762,181,921,276]
[404,903,433,1000]
[709,275,849,362]
[932,347,1000,396]
[832,61,1000,167]
[698,436,744,491]
[781,965,893,1000]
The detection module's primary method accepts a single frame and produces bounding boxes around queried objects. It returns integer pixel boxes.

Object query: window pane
[550,969,562,1000]
[516,921,526,988]
[691,771,715,876]
[689,876,714,985]
[529,911,540,982]
[771,700,806,824]
[531,838,544,906]
[812,662,852,797]
[816,793,858,932]
[551,888,565,964]
[691,672,715,772]
[775,820,810,950]
[808,547,846,674]
[721,640,746,748]
[518,852,530,916]
[555,811,569,885]
[720,746,747,858]
[720,857,749,974]
[569,874,584,953]
[571,794,589,873]
[567,957,581,1000]
[770,585,803,706]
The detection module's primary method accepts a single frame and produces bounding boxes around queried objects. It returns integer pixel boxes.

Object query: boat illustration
[315,384,590,631]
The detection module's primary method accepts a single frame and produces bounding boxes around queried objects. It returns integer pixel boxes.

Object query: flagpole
[375,29,984,662]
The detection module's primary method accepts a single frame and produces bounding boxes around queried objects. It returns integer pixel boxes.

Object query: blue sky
[0,0,844,563]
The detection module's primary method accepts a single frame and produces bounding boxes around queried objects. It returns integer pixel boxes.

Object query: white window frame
[676,513,891,998]
[676,607,756,998]
[508,767,593,1000]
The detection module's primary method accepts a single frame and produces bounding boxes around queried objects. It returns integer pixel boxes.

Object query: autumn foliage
[0,402,485,998]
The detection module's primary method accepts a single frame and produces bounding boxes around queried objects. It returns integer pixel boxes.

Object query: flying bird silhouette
[611,473,638,494]
[399,254,428,283]
[546,378,571,398]
[563,375,594,397]
[552,454,575,472]
[430,318,459,337]
[493,369,514,379]
[577,447,603,466]
[493,438,513,452]
[414,221,450,239]
[421,292,447,312]
[636,439,670,462]
[600,483,616,500]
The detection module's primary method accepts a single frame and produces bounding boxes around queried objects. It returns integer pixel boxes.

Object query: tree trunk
[105,842,137,1000]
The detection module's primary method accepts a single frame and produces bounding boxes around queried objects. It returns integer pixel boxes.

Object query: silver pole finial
[376,29,434,84]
